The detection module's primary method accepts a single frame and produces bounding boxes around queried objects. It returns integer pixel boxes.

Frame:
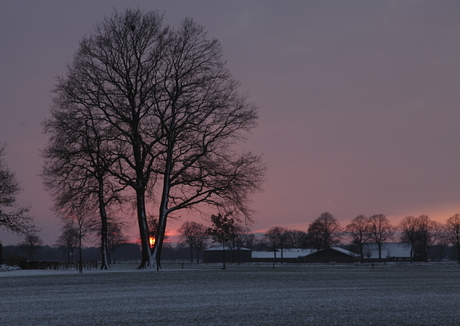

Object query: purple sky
[1,1,460,245]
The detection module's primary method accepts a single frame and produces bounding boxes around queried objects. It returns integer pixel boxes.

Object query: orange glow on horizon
[149,237,156,247]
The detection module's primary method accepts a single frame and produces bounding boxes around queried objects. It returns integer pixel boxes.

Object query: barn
[299,247,360,263]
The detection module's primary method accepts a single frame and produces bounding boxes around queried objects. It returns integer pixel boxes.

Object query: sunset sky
[1,1,460,246]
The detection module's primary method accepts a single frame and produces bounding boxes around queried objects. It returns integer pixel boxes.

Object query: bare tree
[369,214,395,262]
[107,221,128,264]
[49,9,169,268]
[178,221,208,264]
[0,144,34,234]
[399,215,419,263]
[263,227,288,262]
[55,221,80,263]
[284,229,308,249]
[346,215,372,263]
[416,215,443,262]
[42,102,125,269]
[206,213,237,270]
[151,18,265,270]
[445,213,460,264]
[49,9,265,270]
[307,220,323,261]
[92,219,128,264]
[308,212,341,262]
[19,233,43,261]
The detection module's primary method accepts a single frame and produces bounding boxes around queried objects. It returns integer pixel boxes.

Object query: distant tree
[346,215,372,263]
[284,229,308,249]
[0,144,34,234]
[178,221,209,264]
[106,221,128,264]
[308,212,341,262]
[369,214,395,262]
[206,213,237,270]
[59,211,92,273]
[399,215,420,263]
[307,221,324,262]
[263,227,288,262]
[55,221,79,263]
[416,215,443,262]
[229,225,253,249]
[19,233,43,261]
[445,213,460,264]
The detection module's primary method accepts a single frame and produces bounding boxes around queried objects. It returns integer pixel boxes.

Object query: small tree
[307,221,324,262]
[55,221,79,263]
[346,215,372,263]
[178,221,208,264]
[399,215,420,263]
[445,213,460,264]
[369,214,395,262]
[106,221,127,264]
[206,213,236,270]
[285,229,308,249]
[308,212,341,262]
[61,212,91,273]
[19,233,43,261]
[416,215,443,262]
[263,227,288,262]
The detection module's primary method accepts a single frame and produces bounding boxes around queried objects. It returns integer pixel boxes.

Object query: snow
[1,263,459,325]
[0,264,20,272]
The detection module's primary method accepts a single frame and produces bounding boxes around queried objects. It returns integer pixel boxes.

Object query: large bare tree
[0,144,33,235]
[47,9,170,268]
[47,9,265,269]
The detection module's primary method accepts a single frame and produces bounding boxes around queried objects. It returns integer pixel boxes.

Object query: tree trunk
[377,243,382,262]
[98,179,110,269]
[78,236,83,274]
[457,243,460,264]
[222,241,226,270]
[154,140,174,271]
[136,189,153,269]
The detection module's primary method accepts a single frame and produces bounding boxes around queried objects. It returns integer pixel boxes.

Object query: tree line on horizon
[170,212,460,265]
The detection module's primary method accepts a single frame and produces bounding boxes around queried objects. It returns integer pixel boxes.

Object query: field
[1,263,460,325]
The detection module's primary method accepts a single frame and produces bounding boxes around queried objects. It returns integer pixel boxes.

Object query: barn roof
[252,249,316,259]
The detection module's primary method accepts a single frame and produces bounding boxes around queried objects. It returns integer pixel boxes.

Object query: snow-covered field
[1,263,459,325]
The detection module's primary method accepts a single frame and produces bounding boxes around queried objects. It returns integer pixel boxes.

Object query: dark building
[299,247,360,263]
[203,246,252,263]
